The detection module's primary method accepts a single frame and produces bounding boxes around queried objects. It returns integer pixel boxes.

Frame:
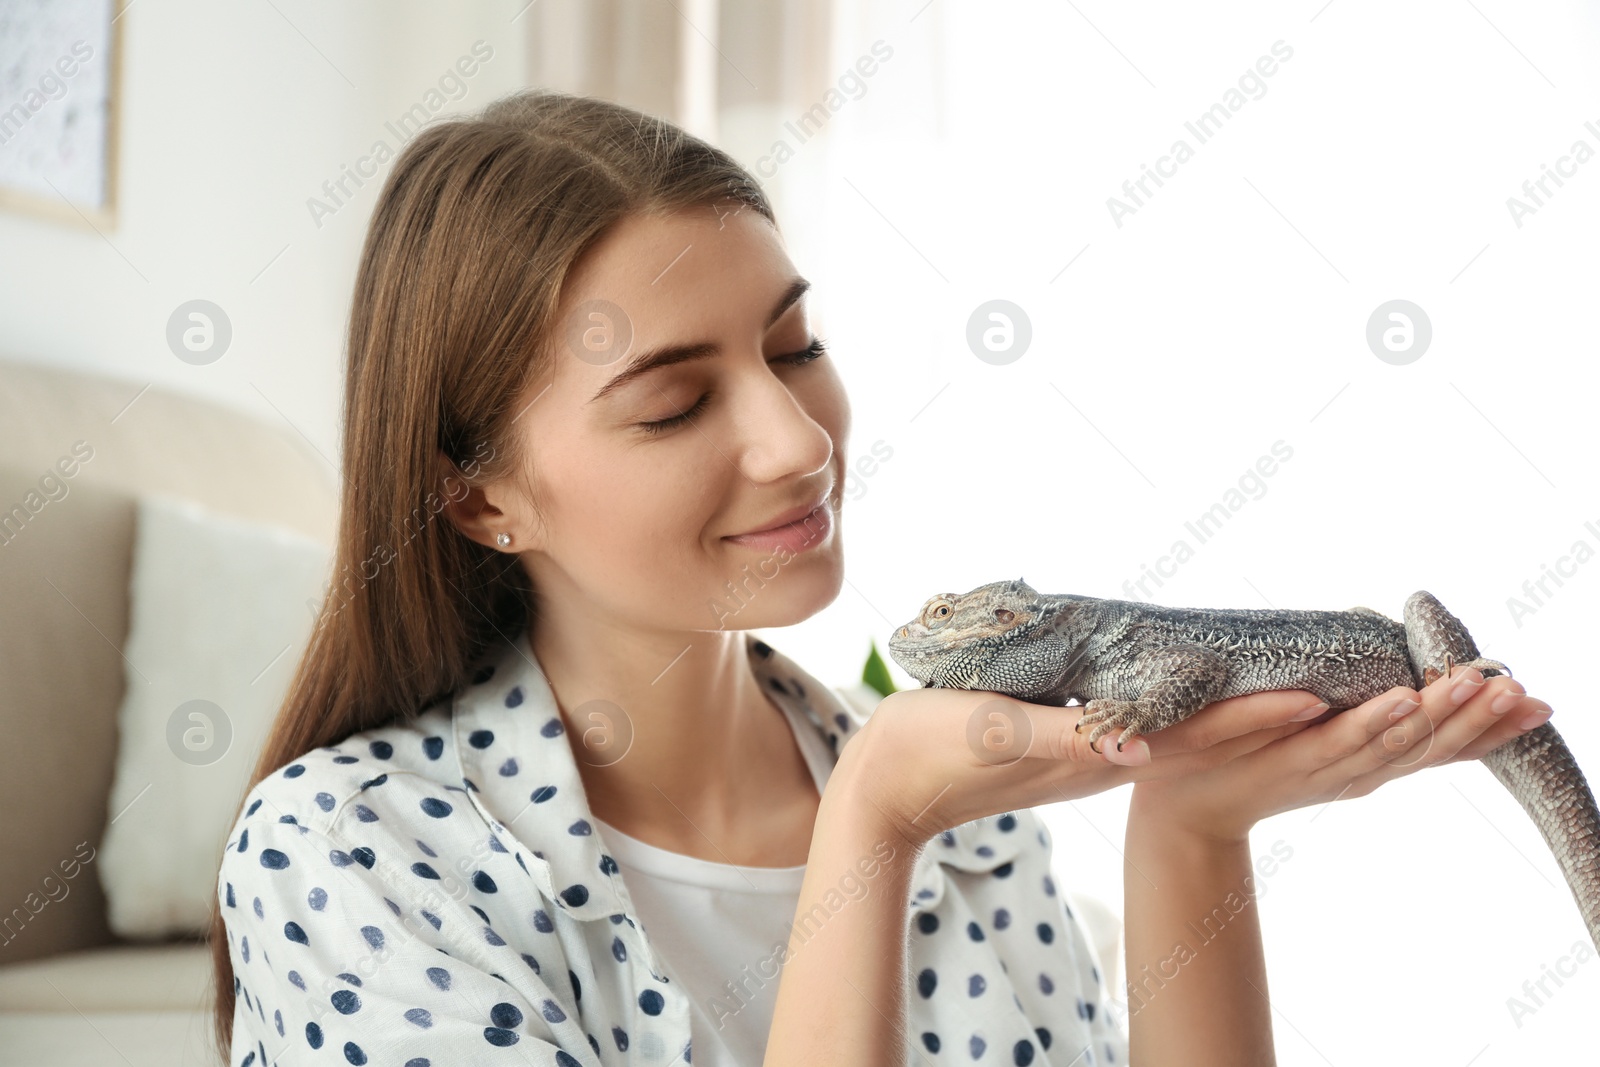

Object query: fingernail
[1449,670,1484,706]
[1490,689,1523,715]
[1110,739,1151,765]
[1387,698,1420,721]
[1517,709,1551,732]
[1291,701,1330,721]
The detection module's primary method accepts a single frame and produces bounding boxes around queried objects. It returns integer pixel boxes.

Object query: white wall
[0,0,529,466]
[762,2,1600,1063]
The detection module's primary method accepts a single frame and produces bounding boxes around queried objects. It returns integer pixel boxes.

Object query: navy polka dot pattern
[218,628,1126,1065]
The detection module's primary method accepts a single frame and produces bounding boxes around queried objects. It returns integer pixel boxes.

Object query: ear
[435,451,542,553]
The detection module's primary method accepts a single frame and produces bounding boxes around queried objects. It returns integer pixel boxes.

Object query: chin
[781,549,846,620]
[705,542,845,632]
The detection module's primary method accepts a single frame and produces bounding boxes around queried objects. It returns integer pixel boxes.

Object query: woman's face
[503,202,850,634]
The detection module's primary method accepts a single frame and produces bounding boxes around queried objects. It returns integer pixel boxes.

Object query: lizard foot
[1421,654,1511,687]
[1075,698,1159,754]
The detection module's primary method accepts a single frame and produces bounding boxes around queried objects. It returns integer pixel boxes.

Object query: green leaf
[861,638,898,698]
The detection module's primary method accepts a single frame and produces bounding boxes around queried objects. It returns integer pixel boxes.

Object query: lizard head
[887,576,1078,698]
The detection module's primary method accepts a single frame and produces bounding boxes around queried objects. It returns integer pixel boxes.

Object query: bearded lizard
[887,577,1600,950]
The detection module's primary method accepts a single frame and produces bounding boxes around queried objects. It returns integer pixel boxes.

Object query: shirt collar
[450,626,1029,925]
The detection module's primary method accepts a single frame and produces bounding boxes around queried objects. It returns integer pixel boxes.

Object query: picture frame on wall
[0,0,123,230]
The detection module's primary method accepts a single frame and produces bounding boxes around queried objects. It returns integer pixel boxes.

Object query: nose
[733,367,833,487]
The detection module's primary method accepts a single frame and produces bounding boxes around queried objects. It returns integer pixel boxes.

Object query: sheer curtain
[520,0,838,197]
[518,0,943,304]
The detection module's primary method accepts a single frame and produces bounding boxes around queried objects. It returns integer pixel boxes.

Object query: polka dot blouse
[218,628,1128,1065]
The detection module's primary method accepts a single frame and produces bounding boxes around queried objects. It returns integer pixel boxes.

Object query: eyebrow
[586,276,812,404]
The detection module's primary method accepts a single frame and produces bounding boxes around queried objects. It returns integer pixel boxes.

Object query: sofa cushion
[97,494,331,940]
[0,466,137,963]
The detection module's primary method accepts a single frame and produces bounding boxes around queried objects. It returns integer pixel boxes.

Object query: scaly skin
[887,577,1600,951]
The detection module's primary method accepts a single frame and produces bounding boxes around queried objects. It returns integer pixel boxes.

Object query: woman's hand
[835,683,1336,851]
[1125,665,1553,843]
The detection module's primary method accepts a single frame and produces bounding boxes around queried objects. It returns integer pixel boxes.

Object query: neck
[525,584,806,848]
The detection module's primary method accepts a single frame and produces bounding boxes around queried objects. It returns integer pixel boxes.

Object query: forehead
[560,205,790,324]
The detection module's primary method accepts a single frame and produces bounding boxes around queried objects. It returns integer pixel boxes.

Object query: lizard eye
[994,608,1015,625]
[924,599,954,628]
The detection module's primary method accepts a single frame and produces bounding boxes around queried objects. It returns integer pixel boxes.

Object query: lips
[726,490,831,539]
[726,489,838,556]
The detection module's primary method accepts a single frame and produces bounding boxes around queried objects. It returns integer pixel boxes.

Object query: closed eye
[636,336,829,436]
[782,335,828,367]
[637,393,708,436]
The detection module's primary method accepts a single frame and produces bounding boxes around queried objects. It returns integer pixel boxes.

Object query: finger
[1140,688,1331,760]
[1105,713,1322,769]
[1451,699,1552,762]
[1009,702,1165,801]
[1008,699,1146,770]
[1314,667,1507,784]
[1369,671,1516,771]
[1444,681,1552,763]
[1142,686,1399,771]
[1108,716,1336,790]
[886,692,1141,818]
[1340,693,1552,800]
[1414,671,1529,764]
[1266,686,1423,785]
[1008,698,1247,778]
[1085,719,1157,766]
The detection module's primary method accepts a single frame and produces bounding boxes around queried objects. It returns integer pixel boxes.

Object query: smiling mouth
[728,490,830,538]
[721,500,833,553]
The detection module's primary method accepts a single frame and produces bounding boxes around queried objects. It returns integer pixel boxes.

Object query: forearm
[763,750,921,1067]
[1123,803,1274,1067]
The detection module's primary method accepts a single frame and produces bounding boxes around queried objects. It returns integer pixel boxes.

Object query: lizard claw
[1078,697,1171,756]
[1424,654,1511,687]
[1113,729,1146,753]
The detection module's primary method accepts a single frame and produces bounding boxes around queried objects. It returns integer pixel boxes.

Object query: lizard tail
[1480,722,1600,952]
[1404,590,1600,949]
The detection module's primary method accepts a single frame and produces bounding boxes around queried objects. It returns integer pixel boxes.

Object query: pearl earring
[495,532,512,548]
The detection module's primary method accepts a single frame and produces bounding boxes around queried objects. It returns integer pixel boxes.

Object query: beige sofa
[0,358,337,1067]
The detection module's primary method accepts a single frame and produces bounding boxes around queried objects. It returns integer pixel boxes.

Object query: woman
[209,88,1550,1067]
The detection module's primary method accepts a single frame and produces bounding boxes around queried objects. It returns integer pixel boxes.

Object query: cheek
[544,437,720,568]
[812,364,851,455]
[818,385,851,490]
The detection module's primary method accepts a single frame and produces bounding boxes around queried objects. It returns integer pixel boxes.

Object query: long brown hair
[208,87,774,1061]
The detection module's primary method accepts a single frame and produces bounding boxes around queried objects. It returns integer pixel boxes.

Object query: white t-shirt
[592,696,834,1067]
